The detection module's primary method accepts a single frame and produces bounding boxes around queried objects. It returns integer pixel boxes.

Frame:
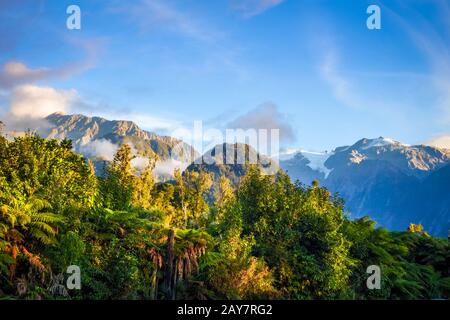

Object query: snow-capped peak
[361,137,409,150]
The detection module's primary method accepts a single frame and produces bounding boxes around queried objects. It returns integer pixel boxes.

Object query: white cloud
[154,158,190,179]
[425,134,450,149]
[230,0,284,17]
[0,36,103,132]
[9,84,76,118]
[227,103,295,144]
[131,156,150,171]
[78,139,119,161]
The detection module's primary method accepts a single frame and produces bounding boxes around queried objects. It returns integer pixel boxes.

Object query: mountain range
[279,137,450,236]
[14,113,197,180]
[2,113,449,236]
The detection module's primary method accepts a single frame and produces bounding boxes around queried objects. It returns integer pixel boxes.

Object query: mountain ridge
[279,137,450,236]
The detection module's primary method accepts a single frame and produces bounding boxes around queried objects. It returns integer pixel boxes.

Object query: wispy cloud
[110,0,216,42]
[383,0,450,123]
[319,51,361,110]
[230,0,284,17]
[0,59,88,90]
[107,0,250,82]
[313,1,449,125]
[0,36,102,90]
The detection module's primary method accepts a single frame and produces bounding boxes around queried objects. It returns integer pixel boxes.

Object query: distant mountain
[419,162,450,236]
[185,143,279,185]
[35,113,198,179]
[279,149,332,183]
[279,137,450,236]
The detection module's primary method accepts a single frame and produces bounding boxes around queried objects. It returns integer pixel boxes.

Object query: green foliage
[236,167,354,299]
[0,134,448,300]
[100,144,135,210]
[344,217,450,299]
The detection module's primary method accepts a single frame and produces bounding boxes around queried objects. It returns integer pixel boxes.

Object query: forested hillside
[0,134,449,300]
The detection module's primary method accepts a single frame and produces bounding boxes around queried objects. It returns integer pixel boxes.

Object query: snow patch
[300,150,333,178]
[278,148,333,178]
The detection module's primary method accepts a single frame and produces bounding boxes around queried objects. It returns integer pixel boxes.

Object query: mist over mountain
[2,112,198,180]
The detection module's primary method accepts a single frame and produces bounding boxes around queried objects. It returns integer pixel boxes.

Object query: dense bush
[0,134,448,299]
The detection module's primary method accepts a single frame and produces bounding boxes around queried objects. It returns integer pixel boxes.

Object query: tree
[132,157,156,209]
[163,228,210,299]
[0,135,97,211]
[101,144,135,210]
[174,169,213,228]
[408,223,424,234]
[214,176,235,210]
[202,201,278,299]
[0,195,61,286]
[236,167,354,299]
[0,135,96,297]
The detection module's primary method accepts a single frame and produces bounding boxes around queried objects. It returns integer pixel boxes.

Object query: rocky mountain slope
[279,137,450,236]
[44,112,197,163]
[185,143,279,185]
[3,112,198,180]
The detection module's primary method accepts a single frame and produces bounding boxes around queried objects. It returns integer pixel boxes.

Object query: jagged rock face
[279,137,450,236]
[46,113,156,143]
[325,137,450,178]
[44,112,197,164]
[185,143,279,185]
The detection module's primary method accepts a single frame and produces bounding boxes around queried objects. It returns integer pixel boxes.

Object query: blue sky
[1,0,450,151]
